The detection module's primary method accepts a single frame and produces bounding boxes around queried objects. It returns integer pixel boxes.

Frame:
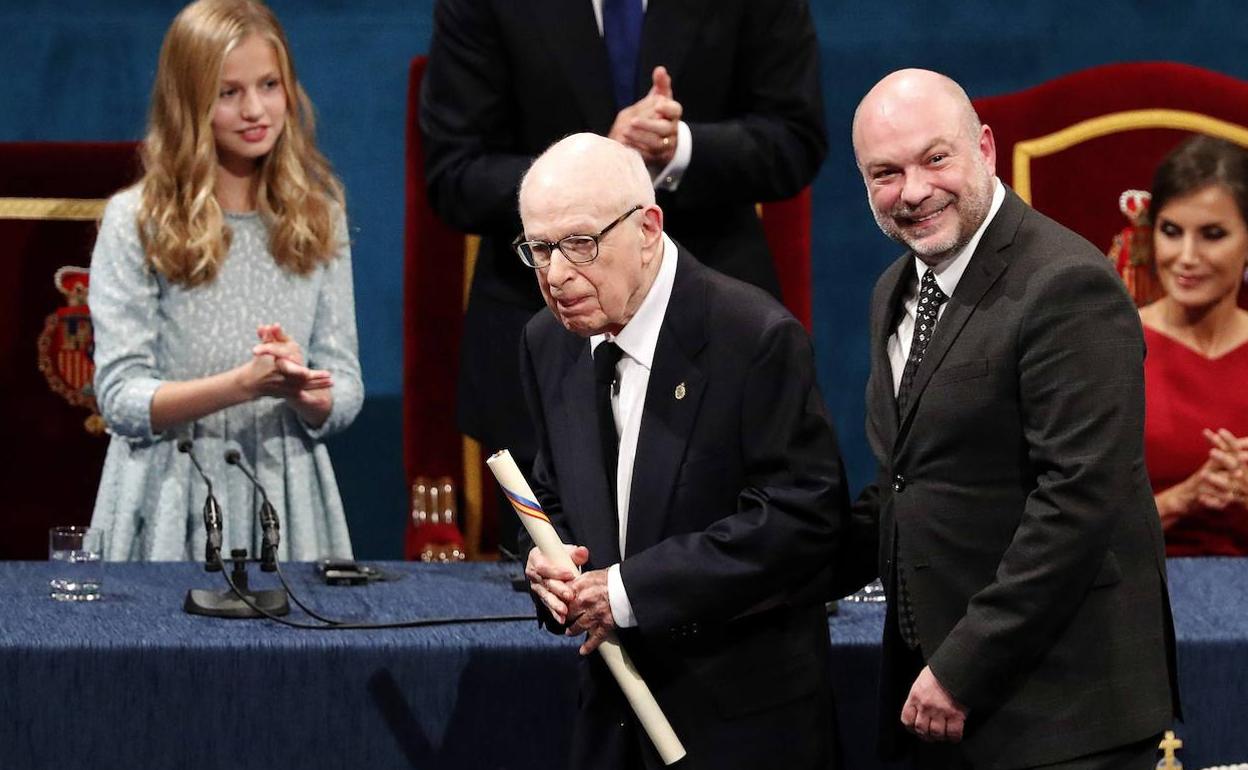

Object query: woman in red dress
[1141,136,1248,555]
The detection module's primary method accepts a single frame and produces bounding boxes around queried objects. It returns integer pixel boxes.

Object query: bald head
[851,69,997,265]
[852,69,982,168]
[518,133,666,337]
[520,133,655,223]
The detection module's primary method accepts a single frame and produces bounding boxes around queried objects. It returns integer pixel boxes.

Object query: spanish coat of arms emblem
[36,265,105,434]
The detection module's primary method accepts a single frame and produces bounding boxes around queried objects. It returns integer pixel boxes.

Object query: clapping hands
[236,323,334,426]
[150,323,335,433]
[1190,428,1248,510]
[239,323,331,398]
[608,66,683,172]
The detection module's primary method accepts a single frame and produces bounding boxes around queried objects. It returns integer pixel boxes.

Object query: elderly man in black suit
[517,133,847,769]
[420,0,827,551]
[844,68,1180,768]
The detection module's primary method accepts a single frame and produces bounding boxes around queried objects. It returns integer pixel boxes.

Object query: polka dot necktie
[894,269,947,650]
[896,268,949,417]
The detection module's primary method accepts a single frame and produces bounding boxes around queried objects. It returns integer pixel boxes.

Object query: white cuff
[607,563,637,628]
[653,120,691,191]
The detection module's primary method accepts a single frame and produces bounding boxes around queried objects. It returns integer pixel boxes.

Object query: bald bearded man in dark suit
[843,68,1180,769]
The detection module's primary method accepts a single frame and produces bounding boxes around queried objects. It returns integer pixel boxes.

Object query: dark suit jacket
[520,246,848,770]
[421,0,827,461]
[851,188,1180,768]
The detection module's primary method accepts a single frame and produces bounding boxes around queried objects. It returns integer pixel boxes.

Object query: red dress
[1144,326,1248,555]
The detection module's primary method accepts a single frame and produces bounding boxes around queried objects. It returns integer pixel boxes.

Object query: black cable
[215,562,536,630]
[273,561,349,625]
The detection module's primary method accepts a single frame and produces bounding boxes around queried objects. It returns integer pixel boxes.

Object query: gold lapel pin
[674,382,686,400]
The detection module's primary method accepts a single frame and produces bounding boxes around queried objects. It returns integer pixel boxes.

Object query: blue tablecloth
[0,559,1242,769]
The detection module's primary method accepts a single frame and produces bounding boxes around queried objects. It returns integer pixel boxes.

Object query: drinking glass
[48,525,103,601]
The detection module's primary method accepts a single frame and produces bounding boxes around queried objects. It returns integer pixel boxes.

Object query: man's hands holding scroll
[526,546,617,655]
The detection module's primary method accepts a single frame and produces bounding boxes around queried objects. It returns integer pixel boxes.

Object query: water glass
[48,525,103,602]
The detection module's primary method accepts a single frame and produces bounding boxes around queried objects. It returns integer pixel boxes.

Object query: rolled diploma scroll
[487,450,687,765]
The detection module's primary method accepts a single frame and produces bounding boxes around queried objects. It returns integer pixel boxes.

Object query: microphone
[224,449,280,571]
[178,439,223,571]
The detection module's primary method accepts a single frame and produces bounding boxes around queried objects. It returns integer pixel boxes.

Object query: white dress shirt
[888,179,1005,394]
[591,231,678,628]
[589,0,690,191]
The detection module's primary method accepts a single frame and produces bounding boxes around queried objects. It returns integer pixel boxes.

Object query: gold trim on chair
[461,233,484,559]
[0,197,108,221]
[462,435,484,560]
[464,235,480,311]
[1012,109,1248,204]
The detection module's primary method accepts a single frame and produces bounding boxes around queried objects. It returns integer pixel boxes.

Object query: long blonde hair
[138,0,345,287]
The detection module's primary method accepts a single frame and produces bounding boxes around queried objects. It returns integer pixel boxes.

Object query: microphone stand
[185,548,291,618]
[225,449,356,625]
[179,447,536,630]
[225,449,280,570]
[179,440,289,618]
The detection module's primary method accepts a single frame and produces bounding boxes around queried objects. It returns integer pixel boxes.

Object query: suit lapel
[625,250,707,555]
[895,189,1023,434]
[637,0,709,98]
[555,334,622,566]
[868,257,912,453]
[534,0,617,132]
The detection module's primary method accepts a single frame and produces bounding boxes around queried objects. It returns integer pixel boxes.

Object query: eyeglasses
[513,205,643,269]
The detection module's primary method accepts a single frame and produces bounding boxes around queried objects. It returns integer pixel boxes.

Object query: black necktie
[602,0,643,109]
[896,268,949,417]
[594,341,625,510]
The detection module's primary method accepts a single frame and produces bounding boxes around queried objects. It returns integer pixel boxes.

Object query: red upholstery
[761,188,813,331]
[0,142,141,559]
[972,61,1248,308]
[402,55,815,558]
[402,56,478,557]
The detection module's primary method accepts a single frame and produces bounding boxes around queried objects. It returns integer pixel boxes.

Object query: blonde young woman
[89,0,362,560]
[1141,135,1248,554]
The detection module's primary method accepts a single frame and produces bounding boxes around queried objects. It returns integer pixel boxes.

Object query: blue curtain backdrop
[5,1,1247,557]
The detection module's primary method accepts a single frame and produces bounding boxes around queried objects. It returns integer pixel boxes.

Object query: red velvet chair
[402,55,815,559]
[0,142,142,559]
[972,61,1248,307]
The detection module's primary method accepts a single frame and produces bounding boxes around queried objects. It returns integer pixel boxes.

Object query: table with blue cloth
[1,559,1244,769]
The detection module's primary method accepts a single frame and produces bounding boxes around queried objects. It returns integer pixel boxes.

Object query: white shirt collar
[913,177,1006,298]
[592,231,678,369]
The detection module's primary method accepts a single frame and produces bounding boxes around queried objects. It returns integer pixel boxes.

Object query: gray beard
[873,177,995,264]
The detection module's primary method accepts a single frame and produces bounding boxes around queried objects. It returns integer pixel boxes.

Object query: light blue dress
[88,186,363,561]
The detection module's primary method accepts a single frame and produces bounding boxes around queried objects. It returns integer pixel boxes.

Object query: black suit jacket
[520,246,848,770]
[850,188,1180,768]
[421,0,827,462]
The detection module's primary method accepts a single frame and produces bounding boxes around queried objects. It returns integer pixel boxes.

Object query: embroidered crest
[36,266,105,435]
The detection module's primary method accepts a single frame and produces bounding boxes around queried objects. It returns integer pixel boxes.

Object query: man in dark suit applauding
[846,69,1180,768]
[518,133,848,769]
